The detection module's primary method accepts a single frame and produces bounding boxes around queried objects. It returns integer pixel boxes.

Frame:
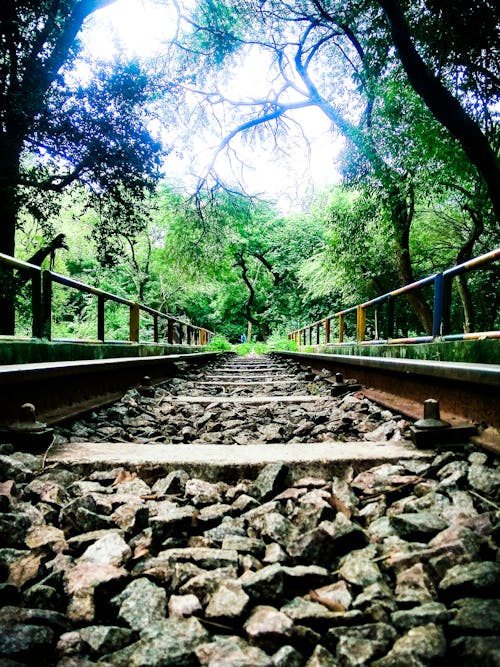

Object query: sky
[82,0,342,211]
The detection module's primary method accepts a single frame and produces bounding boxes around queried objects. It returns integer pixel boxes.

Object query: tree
[166,0,498,333]
[377,0,500,222]
[0,0,162,333]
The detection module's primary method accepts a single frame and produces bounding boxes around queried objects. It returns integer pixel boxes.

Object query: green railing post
[41,271,52,340]
[97,295,105,341]
[153,314,159,343]
[31,270,43,338]
[387,297,395,339]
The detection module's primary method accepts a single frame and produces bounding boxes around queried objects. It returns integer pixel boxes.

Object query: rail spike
[410,398,477,449]
[1,402,54,449]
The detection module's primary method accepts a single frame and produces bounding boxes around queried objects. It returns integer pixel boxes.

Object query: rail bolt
[11,403,47,432]
[335,373,345,385]
[414,399,450,430]
[137,375,155,397]
[2,402,54,449]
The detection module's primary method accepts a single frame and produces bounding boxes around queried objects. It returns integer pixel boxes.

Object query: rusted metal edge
[272,351,500,433]
[0,352,225,428]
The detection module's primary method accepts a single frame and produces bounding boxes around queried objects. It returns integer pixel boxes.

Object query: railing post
[178,322,183,344]
[97,295,105,341]
[338,314,344,343]
[41,271,52,340]
[153,314,159,343]
[357,305,366,342]
[432,273,444,337]
[316,322,320,345]
[129,303,140,343]
[325,318,330,344]
[308,326,312,346]
[31,271,43,338]
[167,318,174,344]
[387,297,395,339]
[441,276,452,336]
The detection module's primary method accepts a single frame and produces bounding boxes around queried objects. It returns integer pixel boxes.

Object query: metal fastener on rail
[413,399,450,430]
[0,403,54,449]
[410,398,477,448]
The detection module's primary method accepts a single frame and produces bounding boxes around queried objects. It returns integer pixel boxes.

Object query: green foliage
[265,336,298,351]
[235,341,269,355]
[207,335,233,351]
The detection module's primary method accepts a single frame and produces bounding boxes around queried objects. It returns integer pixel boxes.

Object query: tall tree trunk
[378,0,500,223]
[454,206,485,333]
[0,146,20,335]
[390,185,434,335]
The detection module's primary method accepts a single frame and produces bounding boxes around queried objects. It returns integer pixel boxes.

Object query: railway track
[46,352,431,477]
[1,349,497,457]
[0,353,499,665]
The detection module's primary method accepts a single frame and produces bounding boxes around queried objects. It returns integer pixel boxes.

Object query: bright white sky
[82,0,342,211]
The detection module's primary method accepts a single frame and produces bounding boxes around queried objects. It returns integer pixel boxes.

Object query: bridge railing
[0,253,214,345]
[289,248,500,347]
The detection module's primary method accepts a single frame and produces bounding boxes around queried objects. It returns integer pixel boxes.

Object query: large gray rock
[205,580,250,619]
[450,598,500,633]
[195,635,273,667]
[331,623,397,666]
[112,577,166,631]
[244,605,294,651]
[241,563,284,603]
[102,616,209,666]
[439,561,500,598]
[372,624,446,667]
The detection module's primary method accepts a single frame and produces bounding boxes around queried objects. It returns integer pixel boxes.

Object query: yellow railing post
[129,303,140,342]
[338,314,344,343]
[357,305,366,342]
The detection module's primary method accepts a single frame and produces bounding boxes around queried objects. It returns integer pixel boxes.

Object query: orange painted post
[357,305,366,342]
[129,303,140,342]
[325,318,330,344]
[338,314,344,343]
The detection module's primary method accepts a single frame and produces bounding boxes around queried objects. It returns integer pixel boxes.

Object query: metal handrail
[0,252,214,345]
[289,248,500,347]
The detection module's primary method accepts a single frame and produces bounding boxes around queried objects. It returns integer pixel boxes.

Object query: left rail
[0,352,223,431]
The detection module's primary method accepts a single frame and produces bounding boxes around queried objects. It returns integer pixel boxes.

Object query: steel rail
[0,352,223,427]
[1,350,498,456]
[272,351,500,435]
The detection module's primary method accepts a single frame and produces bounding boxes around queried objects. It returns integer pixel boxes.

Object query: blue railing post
[432,273,444,337]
